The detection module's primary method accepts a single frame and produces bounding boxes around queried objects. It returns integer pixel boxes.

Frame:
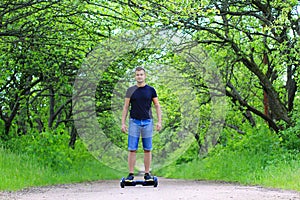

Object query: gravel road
[1,177,299,200]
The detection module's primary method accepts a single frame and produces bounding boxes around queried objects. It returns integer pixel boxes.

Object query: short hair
[135,67,145,73]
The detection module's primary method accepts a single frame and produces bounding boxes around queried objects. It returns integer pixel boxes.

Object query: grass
[1,127,300,192]
[155,148,300,191]
[259,160,300,190]
[0,147,123,191]
[3,145,299,192]
[1,148,48,190]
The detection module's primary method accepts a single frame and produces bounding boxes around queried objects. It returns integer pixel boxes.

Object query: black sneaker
[144,173,153,181]
[125,173,134,181]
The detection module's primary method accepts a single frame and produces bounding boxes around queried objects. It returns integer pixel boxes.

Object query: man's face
[135,70,146,83]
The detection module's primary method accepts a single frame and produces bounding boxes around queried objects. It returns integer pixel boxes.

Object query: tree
[0,0,125,142]
[111,0,299,133]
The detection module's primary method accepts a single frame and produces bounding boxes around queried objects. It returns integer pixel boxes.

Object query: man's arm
[152,97,162,131]
[121,98,130,133]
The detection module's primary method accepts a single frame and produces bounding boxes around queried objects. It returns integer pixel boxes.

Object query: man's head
[135,67,146,73]
[135,67,146,84]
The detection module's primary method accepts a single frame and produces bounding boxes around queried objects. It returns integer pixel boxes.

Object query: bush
[157,125,300,189]
[279,118,300,152]
[0,140,123,191]
[5,129,89,170]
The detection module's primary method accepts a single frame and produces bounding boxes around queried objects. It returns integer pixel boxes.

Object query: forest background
[0,0,299,191]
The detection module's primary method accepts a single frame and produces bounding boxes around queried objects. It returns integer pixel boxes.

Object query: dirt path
[1,177,299,200]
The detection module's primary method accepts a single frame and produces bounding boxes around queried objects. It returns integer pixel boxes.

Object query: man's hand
[156,122,162,131]
[121,124,127,133]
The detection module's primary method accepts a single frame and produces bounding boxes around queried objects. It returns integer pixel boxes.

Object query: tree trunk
[69,124,77,149]
[231,43,290,125]
[48,87,55,128]
[287,65,297,112]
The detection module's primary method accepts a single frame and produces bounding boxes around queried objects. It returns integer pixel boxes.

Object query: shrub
[6,129,88,170]
[279,118,300,152]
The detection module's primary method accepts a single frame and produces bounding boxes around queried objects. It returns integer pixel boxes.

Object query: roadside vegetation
[0,135,123,191]
[1,120,299,191]
[156,123,300,191]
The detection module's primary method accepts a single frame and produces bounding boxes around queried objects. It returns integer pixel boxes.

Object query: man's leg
[144,150,151,173]
[141,120,153,175]
[128,150,136,173]
[127,118,139,176]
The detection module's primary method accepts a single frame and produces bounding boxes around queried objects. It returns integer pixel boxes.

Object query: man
[121,67,162,181]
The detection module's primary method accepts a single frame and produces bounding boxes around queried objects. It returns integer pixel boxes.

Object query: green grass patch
[0,146,123,191]
[156,151,300,191]
[156,128,300,191]
[259,160,300,190]
[1,147,49,191]
[2,125,300,192]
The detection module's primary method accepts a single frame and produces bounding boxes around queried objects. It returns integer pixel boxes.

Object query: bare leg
[128,151,136,173]
[144,150,152,173]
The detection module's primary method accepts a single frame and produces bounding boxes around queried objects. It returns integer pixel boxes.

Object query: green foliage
[0,0,127,138]
[173,140,199,165]
[0,147,49,191]
[157,126,300,191]
[0,146,122,191]
[98,111,127,150]
[5,128,88,170]
[217,127,284,168]
[119,0,299,132]
[0,128,124,191]
[279,115,300,152]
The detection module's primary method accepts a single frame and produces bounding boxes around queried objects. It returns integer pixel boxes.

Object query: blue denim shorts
[128,118,153,151]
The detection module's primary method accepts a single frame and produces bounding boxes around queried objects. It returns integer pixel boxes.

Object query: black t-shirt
[125,85,158,120]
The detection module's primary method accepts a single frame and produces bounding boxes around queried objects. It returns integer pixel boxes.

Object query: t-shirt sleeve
[152,88,158,98]
[125,88,132,98]
[125,86,136,98]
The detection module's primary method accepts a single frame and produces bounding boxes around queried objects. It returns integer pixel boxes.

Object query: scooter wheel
[153,177,158,187]
[120,178,125,188]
